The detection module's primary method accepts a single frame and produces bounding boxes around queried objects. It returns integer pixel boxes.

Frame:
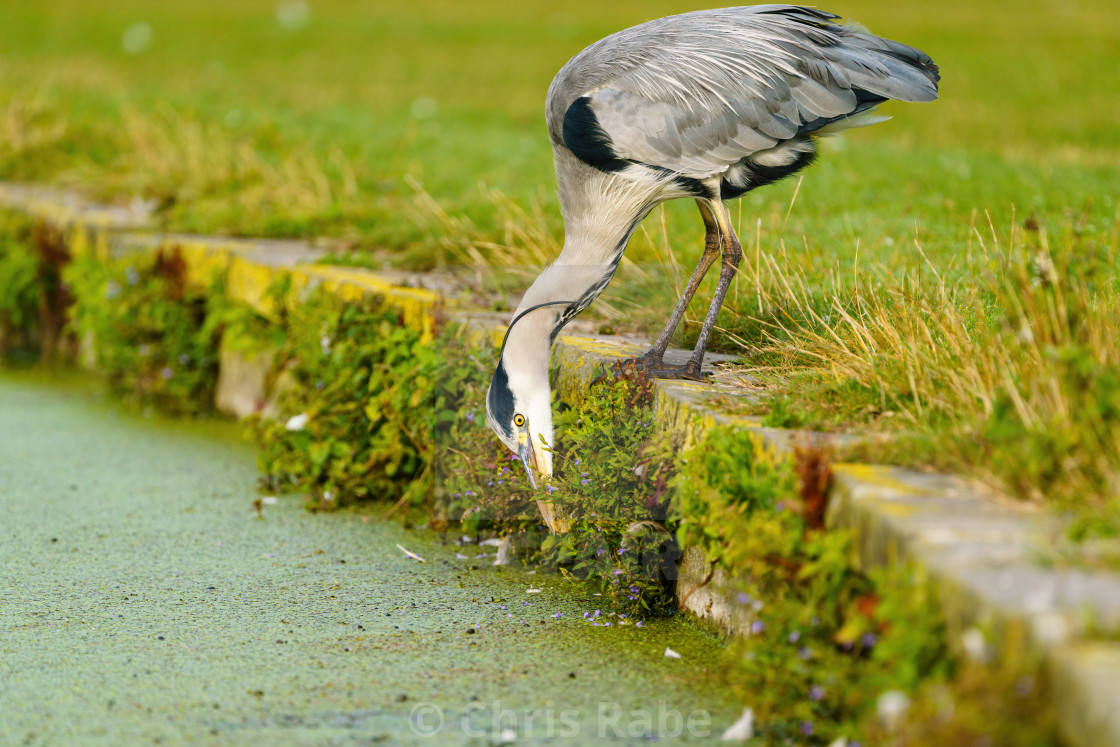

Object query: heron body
[486,5,940,531]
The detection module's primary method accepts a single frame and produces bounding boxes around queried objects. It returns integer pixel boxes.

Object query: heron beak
[517,430,550,488]
[518,439,538,489]
[519,430,563,533]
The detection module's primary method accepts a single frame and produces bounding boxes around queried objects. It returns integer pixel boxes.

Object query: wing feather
[548,5,939,179]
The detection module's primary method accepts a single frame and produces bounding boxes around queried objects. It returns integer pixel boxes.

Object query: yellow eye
[513,414,526,428]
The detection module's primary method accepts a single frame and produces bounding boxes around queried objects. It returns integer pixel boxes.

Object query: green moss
[65,246,229,415]
[252,289,437,510]
[670,425,1057,744]
[0,212,41,362]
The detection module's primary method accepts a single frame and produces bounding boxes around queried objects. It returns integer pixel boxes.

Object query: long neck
[499,150,666,392]
[513,149,665,342]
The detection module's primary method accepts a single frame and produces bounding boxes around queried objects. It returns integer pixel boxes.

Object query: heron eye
[513,413,526,428]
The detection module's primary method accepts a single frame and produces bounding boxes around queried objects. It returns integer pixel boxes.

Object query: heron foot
[642,361,713,382]
[592,354,712,385]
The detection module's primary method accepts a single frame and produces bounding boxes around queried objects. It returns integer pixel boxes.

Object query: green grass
[1,0,1116,260]
[3,1,1120,538]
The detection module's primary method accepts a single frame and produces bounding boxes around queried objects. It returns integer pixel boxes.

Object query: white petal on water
[720,708,753,741]
[395,543,426,563]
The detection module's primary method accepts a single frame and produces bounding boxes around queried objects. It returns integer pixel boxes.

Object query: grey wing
[555,6,939,179]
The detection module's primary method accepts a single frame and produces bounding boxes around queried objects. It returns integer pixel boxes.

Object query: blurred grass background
[1,0,1116,265]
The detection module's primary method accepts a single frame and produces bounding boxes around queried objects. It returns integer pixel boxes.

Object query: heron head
[485,356,553,486]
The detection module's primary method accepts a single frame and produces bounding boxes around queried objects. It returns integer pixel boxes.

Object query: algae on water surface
[0,374,740,745]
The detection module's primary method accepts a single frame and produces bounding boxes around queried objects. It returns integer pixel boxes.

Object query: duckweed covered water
[0,374,741,744]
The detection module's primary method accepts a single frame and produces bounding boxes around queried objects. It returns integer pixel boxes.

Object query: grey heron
[485,5,939,531]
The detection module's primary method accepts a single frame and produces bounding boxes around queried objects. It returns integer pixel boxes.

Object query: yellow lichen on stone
[176,241,232,289]
[833,463,935,496]
[66,223,92,259]
[291,265,442,341]
[227,257,284,318]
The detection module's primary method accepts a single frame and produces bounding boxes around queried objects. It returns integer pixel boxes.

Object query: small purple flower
[619,614,627,619]
[809,686,824,701]
[574,458,581,465]
[580,479,591,486]
[552,612,562,618]
[628,595,637,600]
[580,472,589,478]
[464,491,476,496]
[594,609,600,617]
[861,633,878,648]
[788,630,801,643]
[749,620,765,635]
[800,722,813,736]
[628,586,639,594]
[522,601,529,606]
[583,611,590,618]
[635,621,644,628]
[546,485,559,494]
[595,548,605,557]
[499,605,507,610]
[736,592,751,605]
[612,569,624,576]
[465,411,475,423]
[160,367,174,380]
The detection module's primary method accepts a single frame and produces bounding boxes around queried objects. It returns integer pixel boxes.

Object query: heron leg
[678,199,743,377]
[632,199,722,369]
